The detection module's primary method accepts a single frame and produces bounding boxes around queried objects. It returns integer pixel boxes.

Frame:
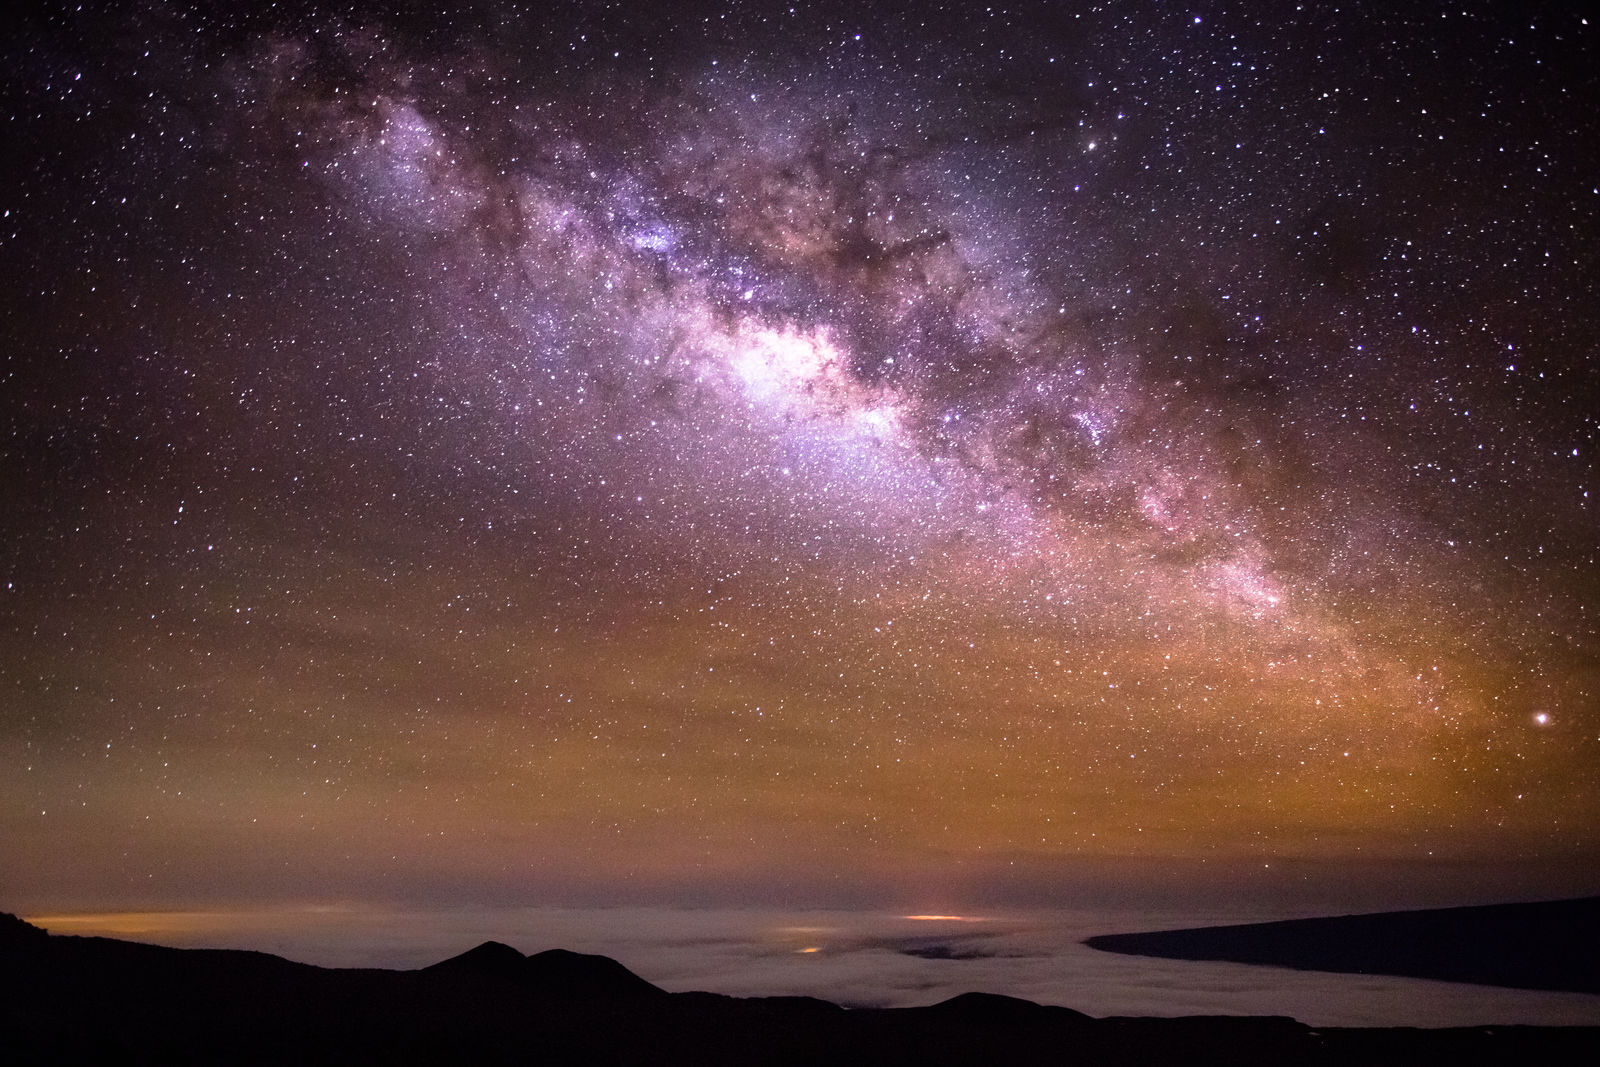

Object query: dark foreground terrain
[3,912,1596,1065]
[1085,896,1600,993]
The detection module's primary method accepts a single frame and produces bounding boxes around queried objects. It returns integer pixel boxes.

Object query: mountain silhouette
[921,990,1092,1022]
[427,941,667,999]
[427,939,526,978]
[2,912,1596,1064]
[1084,896,1600,994]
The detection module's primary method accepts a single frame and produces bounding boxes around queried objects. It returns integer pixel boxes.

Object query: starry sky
[4,0,1598,916]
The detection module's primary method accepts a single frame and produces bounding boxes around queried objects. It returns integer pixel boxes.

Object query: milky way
[3,1,1597,910]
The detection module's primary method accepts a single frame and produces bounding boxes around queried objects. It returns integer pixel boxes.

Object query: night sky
[4,1,1598,917]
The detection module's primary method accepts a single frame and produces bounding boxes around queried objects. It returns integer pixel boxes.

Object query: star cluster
[2,1,1597,909]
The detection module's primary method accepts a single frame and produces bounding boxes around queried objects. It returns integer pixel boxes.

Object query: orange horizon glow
[25,912,240,936]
